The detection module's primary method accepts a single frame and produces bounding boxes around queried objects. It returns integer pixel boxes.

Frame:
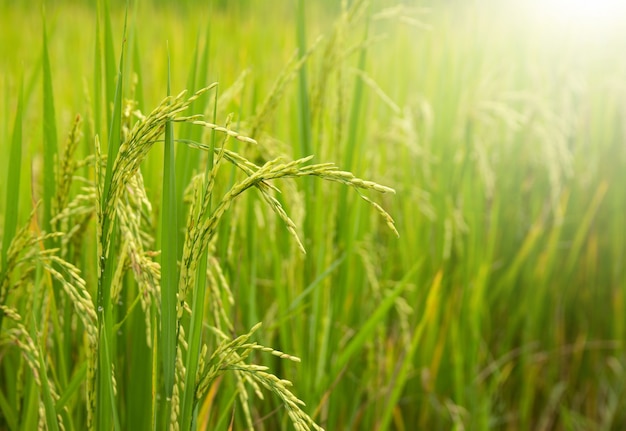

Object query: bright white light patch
[537,0,626,28]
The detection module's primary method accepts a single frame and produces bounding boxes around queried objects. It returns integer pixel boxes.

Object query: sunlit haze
[532,0,626,30]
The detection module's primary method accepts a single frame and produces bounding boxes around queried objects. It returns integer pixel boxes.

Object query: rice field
[1,0,626,430]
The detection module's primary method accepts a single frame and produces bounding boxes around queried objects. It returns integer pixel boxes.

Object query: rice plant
[0,2,399,430]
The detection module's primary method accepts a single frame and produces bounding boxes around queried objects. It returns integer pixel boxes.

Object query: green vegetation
[1,0,625,430]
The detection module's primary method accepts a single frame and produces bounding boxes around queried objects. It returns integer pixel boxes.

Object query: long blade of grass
[295,0,313,160]
[55,362,87,411]
[41,8,74,402]
[336,14,369,245]
[0,389,18,431]
[42,11,58,238]
[332,262,420,376]
[213,389,239,431]
[37,343,60,431]
[1,78,23,271]
[101,320,121,430]
[103,0,117,129]
[99,3,126,312]
[379,269,444,430]
[96,4,128,430]
[174,40,199,256]
[288,253,346,312]
[20,370,41,430]
[565,180,609,276]
[161,44,178,401]
[0,77,24,330]
[93,1,103,141]
[344,17,368,175]
[132,34,145,111]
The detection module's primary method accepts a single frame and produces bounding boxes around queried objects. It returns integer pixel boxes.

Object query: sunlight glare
[536,0,626,28]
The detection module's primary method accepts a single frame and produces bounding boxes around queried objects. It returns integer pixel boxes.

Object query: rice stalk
[42,14,59,240]
[2,6,403,430]
[162,47,180,404]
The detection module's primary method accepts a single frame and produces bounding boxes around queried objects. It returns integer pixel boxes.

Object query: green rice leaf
[333,262,419,375]
[93,0,103,141]
[103,0,117,128]
[161,44,178,400]
[565,181,609,275]
[1,78,23,271]
[379,269,443,430]
[295,0,313,159]
[38,343,60,431]
[96,3,128,430]
[336,13,369,245]
[42,13,58,237]
[0,382,18,430]
[174,35,200,254]
[55,362,87,411]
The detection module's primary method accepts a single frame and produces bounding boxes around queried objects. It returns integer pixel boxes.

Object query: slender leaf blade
[96,5,128,431]
[42,14,58,237]
[333,262,420,375]
[161,45,178,400]
[2,78,23,270]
